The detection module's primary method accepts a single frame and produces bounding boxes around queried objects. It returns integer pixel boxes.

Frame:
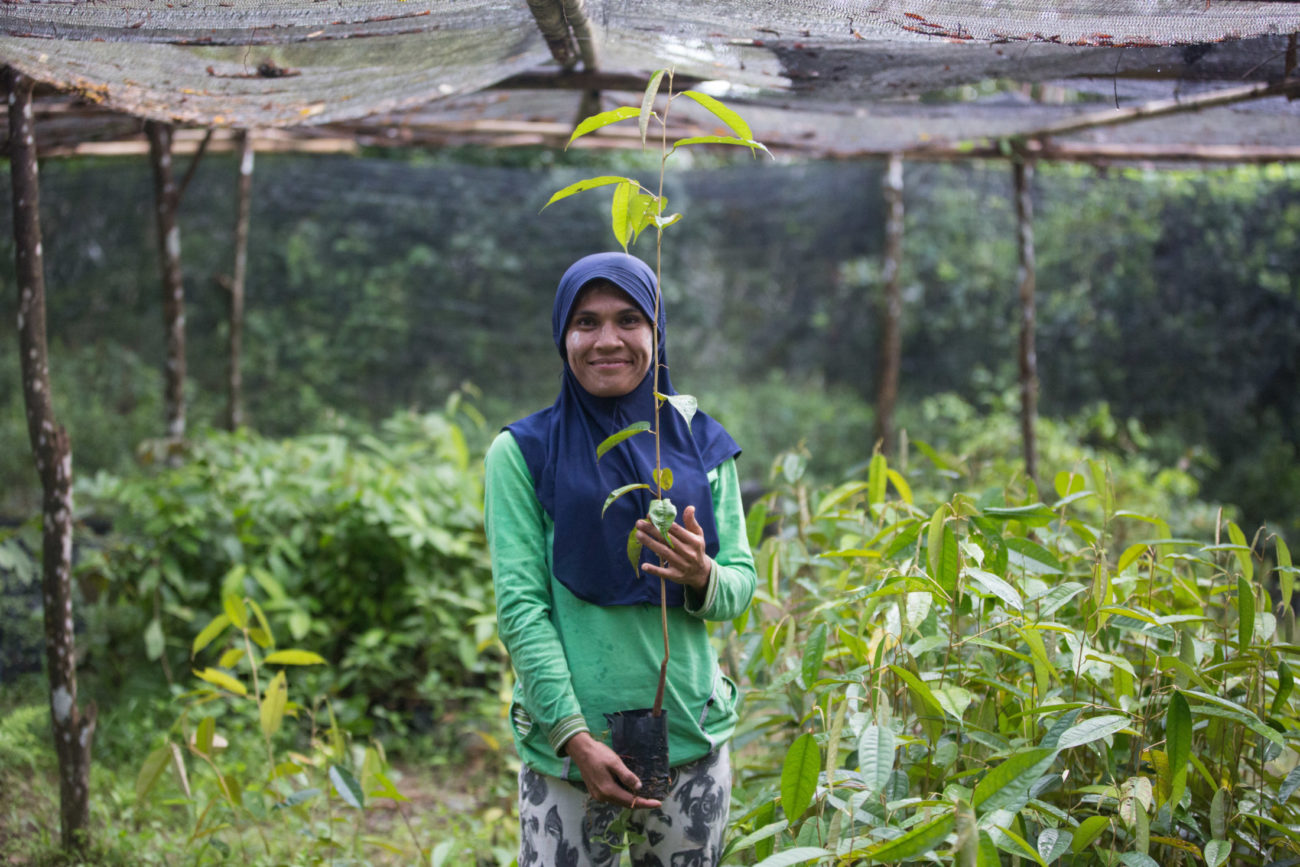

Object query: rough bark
[226,130,253,430]
[874,153,904,455]
[6,66,96,853]
[1014,160,1039,486]
[145,120,187,440]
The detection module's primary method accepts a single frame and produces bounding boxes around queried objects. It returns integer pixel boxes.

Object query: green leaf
[639,69,666,145]
[262,650,326,666]
[657,392,698,429]
[247,598,274,649]
[1037,827,1072,863]
[542,175,631,210]
[1054,471,1085,498]
[670,134,768,154]
[193,667,247,696]
[1071,816,1109,852]
[723,820,788,859]
[1056,714,1132,750]
[966,568,1022,611]
[867,453,887,513]
[1204,840,1230,867]
[653,467,674,491]
[568,106,639,146]
[602,483,651,518]
[1280,764,1300,804]
[144,617,165,661]
[611,179,635,251]
[1119,854,1159,867]
[1210,787,1228,839]
[596,421,651,461]
[222,593,248,631]
[1005,537,1065,574]
[1277,535,1293,607]
[136,744,172,804]
[887,469,914,504]
[1227,521,1253,581]
[1165,691,1191,810]
[972,747,1055,814]
[648,498,677,544]
[680,91,753,140]
[195,716,215,755]
[329,765,365,809]
[779,732,820,821]
[801,623,827,687]
[1238,575,1255,653]
[751,848,831,867]
[857,724,895,793]
[859,812,955,862]
[1273,659,1295,718]
[274,787,321,810]
[260,670,288,739]
[626,528,642,573]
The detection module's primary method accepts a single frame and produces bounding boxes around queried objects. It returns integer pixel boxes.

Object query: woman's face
[564,284,654,398]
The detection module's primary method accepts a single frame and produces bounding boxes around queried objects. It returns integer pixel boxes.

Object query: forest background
[1,146,1299,863]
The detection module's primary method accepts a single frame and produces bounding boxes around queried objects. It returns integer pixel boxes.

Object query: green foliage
[76,401,497,737]
[722,443,1300,865]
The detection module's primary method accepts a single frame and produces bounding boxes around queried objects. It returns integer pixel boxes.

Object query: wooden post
[874,153,904,454]
[145,120,187,440]
[5,66,96,853]
[226,130,253,430]
[1014,159,1039,486]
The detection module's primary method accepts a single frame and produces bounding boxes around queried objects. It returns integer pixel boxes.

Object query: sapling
[543,70,768,786]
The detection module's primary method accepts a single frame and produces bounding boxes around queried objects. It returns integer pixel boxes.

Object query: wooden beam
[874,153,904,456]
[1014,160,1038,487]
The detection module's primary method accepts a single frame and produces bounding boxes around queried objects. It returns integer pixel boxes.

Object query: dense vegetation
[1,399,1295,864]
[1,151,1298,863]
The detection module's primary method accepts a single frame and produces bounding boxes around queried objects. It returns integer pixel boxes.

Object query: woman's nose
[594,322,620,346]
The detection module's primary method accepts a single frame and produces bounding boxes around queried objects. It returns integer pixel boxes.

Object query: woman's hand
[564,732,663,809]
[636,504,713,592]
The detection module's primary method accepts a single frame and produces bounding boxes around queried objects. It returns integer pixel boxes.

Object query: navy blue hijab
[506,252,740,607]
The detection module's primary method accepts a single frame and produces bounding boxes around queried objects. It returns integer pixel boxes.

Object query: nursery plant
[542,69,768,794]
[720,446,1299,866]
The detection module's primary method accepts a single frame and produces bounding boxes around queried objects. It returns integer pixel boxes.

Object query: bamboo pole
[5,66,97,854]
[1014,159,1038,486]
[874,153,904,455]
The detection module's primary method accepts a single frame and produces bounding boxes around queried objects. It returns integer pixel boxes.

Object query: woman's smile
[565,284,654,398]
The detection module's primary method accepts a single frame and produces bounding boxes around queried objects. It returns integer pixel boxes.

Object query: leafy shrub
[722,445,1299,865]
[77,400,498,741]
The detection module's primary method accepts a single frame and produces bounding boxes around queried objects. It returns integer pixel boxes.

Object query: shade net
[1,1,1297,153]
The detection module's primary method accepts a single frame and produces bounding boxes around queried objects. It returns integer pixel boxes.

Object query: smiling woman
[484,252,756,865]
[563,282,653,399]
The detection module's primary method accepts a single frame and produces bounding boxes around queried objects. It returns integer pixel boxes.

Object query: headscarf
[506,252,740,607]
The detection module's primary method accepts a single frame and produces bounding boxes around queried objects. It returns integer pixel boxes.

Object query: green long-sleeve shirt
[485,430,757,780]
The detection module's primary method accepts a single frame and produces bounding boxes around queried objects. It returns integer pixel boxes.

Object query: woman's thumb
[684,504,701,531]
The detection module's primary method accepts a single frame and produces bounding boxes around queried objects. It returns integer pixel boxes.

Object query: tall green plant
[543,70,768,711]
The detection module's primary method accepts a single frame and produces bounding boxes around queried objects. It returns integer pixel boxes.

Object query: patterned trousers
[517,744,730,867]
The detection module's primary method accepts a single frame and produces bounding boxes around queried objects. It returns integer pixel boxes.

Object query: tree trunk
[1014,160,1039,486]
[874,153,904,455]
[145,120,187,440]
[226,130,253,430]
[6,66,97,853]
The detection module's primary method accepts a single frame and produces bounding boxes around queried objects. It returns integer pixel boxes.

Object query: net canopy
[1,1,1299,158]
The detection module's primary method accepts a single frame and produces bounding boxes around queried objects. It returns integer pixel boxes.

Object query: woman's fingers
[636,504,711,590]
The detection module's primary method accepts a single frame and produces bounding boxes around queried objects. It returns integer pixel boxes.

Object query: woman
[485,252,757,866]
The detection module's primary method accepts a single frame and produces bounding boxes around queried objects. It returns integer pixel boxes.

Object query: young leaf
[670,135,768,154]
[680,90,753,140]
[1277,535,1293,607]
[193,667,247,696]
[887,469,914,504]
[263,650,326,666]
[248,598,275,649]
[542,175,631,211]
[136,743,172,804]
[329,765,365,809]
[779,733,820,821]
[648,498,677,545]
[867,453,887,513]
[611,179,635,251]
[858,812,955,862]
[657,392,698,430]
[800,623,827,687]
[1227,521,1253,581]
[626,527,643,573]
[222,593,248,631]
[602,483,651,518]
[191,613,231,657]
[260,670,289,739]
[639,69,666,145]
[1166,690,1191,810]
[567,106,639,147]
[653,467,674,491]
[195,716,215,755]
[596,421,651,461]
